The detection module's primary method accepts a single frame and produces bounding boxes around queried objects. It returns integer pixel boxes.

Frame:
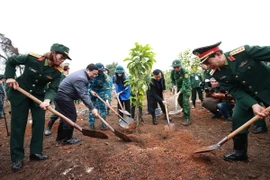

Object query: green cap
[115,65,124,73]
[171,59,182,67]
[50,43,71,60]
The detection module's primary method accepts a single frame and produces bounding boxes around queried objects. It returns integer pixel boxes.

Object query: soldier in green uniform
[190,66,204,108]
[5,43,71,171]
[170,59,191,125]
[193,42,270,161]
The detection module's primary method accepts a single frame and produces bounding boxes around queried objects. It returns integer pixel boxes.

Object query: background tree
[0,33,22,75]
[124,42,156,127]
[178,48,201,73]
[105,62,118,77]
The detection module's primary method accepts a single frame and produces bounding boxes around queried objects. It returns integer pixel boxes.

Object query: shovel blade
[82,129,108,139]
[155,108,163,116]
[193,144,219,154]
[118,117,136,129]
[169,110,181,115]
[164,123,175,131]
[114,129,132,142]
[119,109,131,116]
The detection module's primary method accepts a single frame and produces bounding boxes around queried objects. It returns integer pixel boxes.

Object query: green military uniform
[193,42,270,161]
[170,60,191,125]
[190,72,203,107]
[5,52,63,163]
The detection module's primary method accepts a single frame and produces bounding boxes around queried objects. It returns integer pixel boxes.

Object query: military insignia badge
[184,74,189,78]
[46,76,53,79]
[239,61,247,67]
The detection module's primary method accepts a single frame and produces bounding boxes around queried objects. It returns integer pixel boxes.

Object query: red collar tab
[38,57,45,61]
[199,46,220,60]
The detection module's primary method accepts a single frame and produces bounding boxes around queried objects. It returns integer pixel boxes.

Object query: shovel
[95,113,132,142]
[193,107,270,154]
[164,103,175,131]
[94,93,135,129]
[116,92,131,116]
[169,90,182,115]
[16,87,108,139]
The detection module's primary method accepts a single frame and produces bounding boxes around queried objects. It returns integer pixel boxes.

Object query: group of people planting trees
[3,40,270,173]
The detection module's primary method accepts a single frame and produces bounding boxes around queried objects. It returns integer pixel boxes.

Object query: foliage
[124,42,156,125]
[163,70,172,89]
[178,48,201,73]
[105,62,118,77]
[0,33,22,75]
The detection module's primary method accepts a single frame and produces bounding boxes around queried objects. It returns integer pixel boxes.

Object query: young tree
[178,48,200,73]
[124,42,156,127]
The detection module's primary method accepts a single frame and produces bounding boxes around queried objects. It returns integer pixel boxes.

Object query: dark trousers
[191,87,203,106]
[10,98,45,162]
[55,98,77,129]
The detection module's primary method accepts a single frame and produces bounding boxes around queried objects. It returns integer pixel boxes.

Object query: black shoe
[11,159,23,172]
[223,150,248,161]
[63,138,81,144]
[164,115,172,122]
[252,126,268,134]
[152,118,158,125]
[30,153,49,161]
[211,113,222,119]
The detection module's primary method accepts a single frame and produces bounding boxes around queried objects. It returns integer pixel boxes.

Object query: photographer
[202,78,234,121]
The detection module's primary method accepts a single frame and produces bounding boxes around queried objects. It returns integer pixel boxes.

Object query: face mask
[117,73,123,77]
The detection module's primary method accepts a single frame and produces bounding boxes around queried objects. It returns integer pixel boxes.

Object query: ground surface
[1,93,270,180]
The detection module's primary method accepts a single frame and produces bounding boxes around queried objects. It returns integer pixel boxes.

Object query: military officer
[190,66,204,108]
[5,43,71,171]
[44,63,70,136]
[193,41,270,161]
[170,59,191,125]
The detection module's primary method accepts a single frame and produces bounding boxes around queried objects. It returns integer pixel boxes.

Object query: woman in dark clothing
[146,69,170,125]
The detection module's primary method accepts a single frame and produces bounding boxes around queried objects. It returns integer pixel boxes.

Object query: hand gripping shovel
[16,87,108,139]
[169,90,182,115]
[116,92,131,116]
[193,107,270,154]
[95,113,132,142]
[94,93,135,129]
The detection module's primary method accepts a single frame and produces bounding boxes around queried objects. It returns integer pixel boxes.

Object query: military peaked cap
[192,41,222,63]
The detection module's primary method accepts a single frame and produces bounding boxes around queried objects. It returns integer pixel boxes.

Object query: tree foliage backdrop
[0,33,21,75]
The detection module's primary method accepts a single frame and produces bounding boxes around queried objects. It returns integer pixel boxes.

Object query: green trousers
[178,93,191,119]
[10,98,45,162]
[232,103,266,133]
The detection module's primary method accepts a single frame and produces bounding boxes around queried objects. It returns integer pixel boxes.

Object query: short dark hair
[86,63,98,71]
[153,69,162,75]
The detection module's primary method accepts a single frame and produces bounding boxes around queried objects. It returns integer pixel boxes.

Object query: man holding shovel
[146,69,170,125]
[170,59,192,126]
[193,42,270,161]
[55,63,99,145]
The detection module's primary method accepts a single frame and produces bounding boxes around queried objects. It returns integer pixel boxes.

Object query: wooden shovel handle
[16,87,82,131]
[94,92,125,119]
[227,106,270,140]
